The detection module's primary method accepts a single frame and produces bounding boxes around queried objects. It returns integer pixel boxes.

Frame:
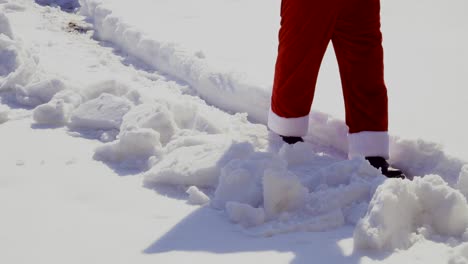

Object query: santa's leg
[332,0,389,159]
[268,0,341,137]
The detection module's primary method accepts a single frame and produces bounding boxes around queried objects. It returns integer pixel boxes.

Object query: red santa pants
[268,0,390,158]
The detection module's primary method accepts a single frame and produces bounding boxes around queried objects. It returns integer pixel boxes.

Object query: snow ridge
[79,0,270,124]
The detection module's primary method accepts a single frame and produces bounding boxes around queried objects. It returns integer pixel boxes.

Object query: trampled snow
[1,0,468,263]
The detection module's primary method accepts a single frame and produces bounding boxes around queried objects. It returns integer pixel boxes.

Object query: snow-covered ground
[1,0,468,263]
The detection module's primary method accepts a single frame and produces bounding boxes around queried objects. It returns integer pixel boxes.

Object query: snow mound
[198,142,384,235]
[94,128,163,170]
[69,93,132,133]
[391,138,465,184]
[354,175,468,251]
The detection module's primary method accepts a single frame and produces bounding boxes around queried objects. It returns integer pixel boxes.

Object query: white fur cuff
[267,108,309,137]
[348,131,389,159]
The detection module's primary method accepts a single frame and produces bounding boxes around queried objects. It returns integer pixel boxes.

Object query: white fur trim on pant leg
[348,131,389,159]
[267,108,309,137]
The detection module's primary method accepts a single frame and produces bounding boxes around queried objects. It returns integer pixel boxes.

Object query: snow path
[1,1,468,263]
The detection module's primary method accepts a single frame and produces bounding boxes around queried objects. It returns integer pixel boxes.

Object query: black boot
[365,156,406,179]
[280,135,304,145]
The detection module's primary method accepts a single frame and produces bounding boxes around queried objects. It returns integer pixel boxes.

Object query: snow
[226,201,265,228]
[69,93,132,131]
[1,0,468,263]
[94,128,163,170]
[355,175,468,250]
[186,186,210,205]
[458,165,468,199]
[15,78,66,107]
[144,135,236,188]
[35,0,80,11]
[78,0,272,123]
[263,166,309,218]
[0,104,8,123]
[0,11,14,39]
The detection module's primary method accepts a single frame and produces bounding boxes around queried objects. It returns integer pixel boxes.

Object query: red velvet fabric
[271,0,388,134]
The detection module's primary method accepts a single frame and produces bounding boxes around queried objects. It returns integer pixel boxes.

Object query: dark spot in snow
[67,21,91,34]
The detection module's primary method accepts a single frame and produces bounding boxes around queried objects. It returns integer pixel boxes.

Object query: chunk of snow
[120,103,178,145]
[33,99,71,125]
[186,186,210,205]
[144,136,235,188]
[82,79,131,101]
[15,78,66,107]
[94,128,162,170]
[263,166,308,218]
[69,93,132,131]
[212,151,277,209]
[226,202,265,227]
[33,90,83,126]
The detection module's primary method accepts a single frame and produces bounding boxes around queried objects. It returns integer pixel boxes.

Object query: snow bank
[79,0,270,123]
[354,175,468,251]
